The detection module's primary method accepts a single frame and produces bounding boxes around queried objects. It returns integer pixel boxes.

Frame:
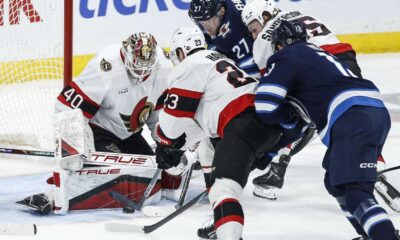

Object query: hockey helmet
[169,27,206,65]
[271,20,308,52]
[241,0,277,27]
[188,0,225,22]
[121,32,158,84]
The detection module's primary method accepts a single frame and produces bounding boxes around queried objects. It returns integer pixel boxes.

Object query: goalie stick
[108,168,162,211]
[142,161,197,217]
[135,168,163,211]
[105,190,208,234]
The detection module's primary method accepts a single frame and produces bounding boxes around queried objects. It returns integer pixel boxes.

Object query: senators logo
[119,97,154,133]
[100,58,112,72]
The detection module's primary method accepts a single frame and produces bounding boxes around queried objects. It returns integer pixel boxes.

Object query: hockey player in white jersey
[240,0,388,201]
[153,27,281,240]
[16,32,187,215]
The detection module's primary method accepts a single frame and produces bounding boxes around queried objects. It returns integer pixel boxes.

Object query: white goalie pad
[54,109,95,171]
[53,168,71,214]
[52,160,162,214]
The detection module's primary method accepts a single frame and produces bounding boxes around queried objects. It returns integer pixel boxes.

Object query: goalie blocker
[16,109,189,215]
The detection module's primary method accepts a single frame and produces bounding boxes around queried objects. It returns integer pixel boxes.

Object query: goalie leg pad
[53,165,162,213]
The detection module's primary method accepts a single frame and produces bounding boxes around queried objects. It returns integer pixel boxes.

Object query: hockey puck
[123,206,135,214]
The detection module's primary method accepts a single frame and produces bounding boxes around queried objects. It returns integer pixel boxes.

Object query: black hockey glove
[155,144,184,169]
[155,126,186,169]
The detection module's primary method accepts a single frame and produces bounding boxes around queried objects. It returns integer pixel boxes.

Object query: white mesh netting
[0,0,65,150]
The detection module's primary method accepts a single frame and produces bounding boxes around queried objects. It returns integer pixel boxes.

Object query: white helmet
[169,27,206,65]
[121,32,158,84]
[241,0,277,27]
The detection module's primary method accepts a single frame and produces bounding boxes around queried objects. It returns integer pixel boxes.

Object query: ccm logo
[360,163,377,169]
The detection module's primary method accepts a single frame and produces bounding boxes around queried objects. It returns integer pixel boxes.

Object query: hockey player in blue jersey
[188,0,259,76]
[256,20,399,240]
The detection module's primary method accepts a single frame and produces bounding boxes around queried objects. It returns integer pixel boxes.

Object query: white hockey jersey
[253,11,354,74]
[55,44,172,140]
[158,50,258,145]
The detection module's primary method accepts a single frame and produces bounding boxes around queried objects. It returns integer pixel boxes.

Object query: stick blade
[142,205,177,217]
[104,223,145,233]
[0,224,37,236]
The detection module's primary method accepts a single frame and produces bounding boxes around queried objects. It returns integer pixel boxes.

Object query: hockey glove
[279,107,307,139]
[155,144,184,169]
[154,126,186,169]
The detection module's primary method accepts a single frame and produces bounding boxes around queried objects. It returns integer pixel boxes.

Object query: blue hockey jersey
[255,43,386,146]
[202,0,259,76]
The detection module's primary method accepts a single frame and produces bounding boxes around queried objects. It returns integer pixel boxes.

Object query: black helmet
[271,20,308,52]
[188,0,225,22]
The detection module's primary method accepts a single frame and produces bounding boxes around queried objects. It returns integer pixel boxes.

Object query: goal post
[0,0,73,152]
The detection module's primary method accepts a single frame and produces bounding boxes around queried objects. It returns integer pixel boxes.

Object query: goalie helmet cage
[0,0,73,152]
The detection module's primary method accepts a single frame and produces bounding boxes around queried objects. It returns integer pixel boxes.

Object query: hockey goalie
[15,32,200,215]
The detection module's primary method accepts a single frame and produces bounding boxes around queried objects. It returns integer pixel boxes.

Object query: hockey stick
[0,224,37,236]
[109,168,162,211]
[136,168,162,210]
[375,175,400,213]
[105,190,208,234]
[108,191,138,212]
[142,161,197,217]
[0,147,54,157]
[377,165,400,175]
[286,96,317,156]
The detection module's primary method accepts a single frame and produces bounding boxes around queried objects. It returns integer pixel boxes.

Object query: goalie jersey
[55,44,172,140]
[158,50,258,144]
[253,11,354,74]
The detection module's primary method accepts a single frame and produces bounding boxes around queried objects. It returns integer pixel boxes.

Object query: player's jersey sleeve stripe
[164,88,203,118]
[257,84,287,98]
[168,88,203,99]
[319,89,385,146]
[255,100,279,113]
[155,89,168,110]
[69,82,100,108]
[57,82,100,119]
[320,43,354,55]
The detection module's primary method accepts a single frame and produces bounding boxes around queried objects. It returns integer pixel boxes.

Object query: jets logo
[218,22,231,38]
[119,97,154,133]
[100,58,112,72]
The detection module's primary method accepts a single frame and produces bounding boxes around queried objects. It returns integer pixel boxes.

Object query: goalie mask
[121,32,158,84]
[241,0,277,27]
[169,27,206,65]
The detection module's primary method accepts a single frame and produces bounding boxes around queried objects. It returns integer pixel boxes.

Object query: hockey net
[0,0,72,152]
